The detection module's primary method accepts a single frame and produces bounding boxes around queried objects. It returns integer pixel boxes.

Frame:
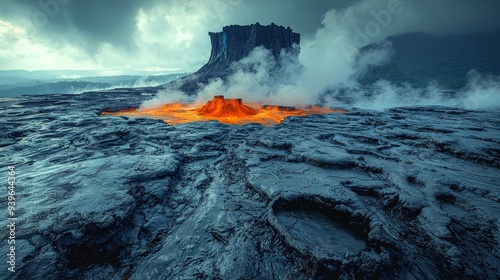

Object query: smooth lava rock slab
[274,209,367,259]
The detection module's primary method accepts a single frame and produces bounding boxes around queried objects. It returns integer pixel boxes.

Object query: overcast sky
[1,0,499,74]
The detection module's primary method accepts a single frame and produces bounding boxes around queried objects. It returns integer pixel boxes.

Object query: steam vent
[164,23,301,94]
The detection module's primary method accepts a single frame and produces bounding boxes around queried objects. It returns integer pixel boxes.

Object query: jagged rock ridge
[163,23,301,94]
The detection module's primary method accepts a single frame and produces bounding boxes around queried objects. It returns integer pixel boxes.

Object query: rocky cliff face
[164,23,301,94]
[198,23,300,78]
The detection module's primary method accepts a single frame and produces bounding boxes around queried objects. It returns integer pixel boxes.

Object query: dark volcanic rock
[1,92,500,279]
[163,23,301,94]
[200,22,300,78]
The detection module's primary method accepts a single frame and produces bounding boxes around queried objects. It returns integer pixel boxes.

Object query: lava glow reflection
[102,95,345,126]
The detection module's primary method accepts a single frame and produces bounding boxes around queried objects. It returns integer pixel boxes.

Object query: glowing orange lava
[102,95,345,126]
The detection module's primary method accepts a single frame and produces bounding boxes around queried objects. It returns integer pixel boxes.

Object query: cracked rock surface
[1,90,499,279]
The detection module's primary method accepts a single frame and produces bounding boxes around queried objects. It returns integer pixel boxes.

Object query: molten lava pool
[102,95,345,126]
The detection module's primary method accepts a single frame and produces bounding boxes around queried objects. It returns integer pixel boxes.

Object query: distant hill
[359,31,500,89]
[0,81,112,97]
[0,73,186,97]
[0,70,99,80]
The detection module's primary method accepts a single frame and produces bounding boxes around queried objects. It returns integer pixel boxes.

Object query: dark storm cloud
[57,0,154,52]
[3,0,499,56]
[221,0,359,37]
[0,0,355,55]
[0,0,160,54]
[319,0,500,44]
[410,0,500,34]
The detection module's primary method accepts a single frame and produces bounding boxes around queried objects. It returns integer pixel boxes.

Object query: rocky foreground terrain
[1,89,499,279]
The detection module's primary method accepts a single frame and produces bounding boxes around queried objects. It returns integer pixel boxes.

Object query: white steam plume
[461,70,500,110]
[140,90,194,109]
[141,0,500,111]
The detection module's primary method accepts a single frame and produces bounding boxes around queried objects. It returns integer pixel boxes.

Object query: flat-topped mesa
[203,22,300,70]
[165,23,301,94]
[198,95,258,118]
